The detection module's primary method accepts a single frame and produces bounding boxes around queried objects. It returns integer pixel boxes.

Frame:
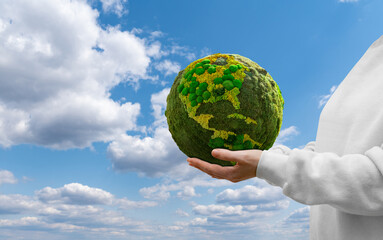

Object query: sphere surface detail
[165,53,284,166]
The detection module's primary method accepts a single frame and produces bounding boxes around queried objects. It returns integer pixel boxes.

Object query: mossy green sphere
[165,53,284,166]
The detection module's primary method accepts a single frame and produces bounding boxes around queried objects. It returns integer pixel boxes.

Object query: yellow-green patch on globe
[165,53,284,166]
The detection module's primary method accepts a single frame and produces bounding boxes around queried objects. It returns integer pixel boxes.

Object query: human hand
[187,149,263,183]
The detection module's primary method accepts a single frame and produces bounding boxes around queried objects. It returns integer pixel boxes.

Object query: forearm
[257,144,383,216]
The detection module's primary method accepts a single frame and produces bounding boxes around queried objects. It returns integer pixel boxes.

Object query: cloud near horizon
[0,171,304,240]
[0,181,157,236]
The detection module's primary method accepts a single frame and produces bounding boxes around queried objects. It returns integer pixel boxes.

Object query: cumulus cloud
[176,186,200,199]
[0,169,17,185]
[107,88,189,177]
[0,217,57,229]
[116,198,158,209]
[154,60,181,76]
[36,183,114,205]
[216,185,286,205]
[193,204,244,217]
[0,182,157,238]
[282,206,310,225]
[187,202,278,236]
[33,182,157,209]
[165,183,294,239]
[0,194,39,214]
[107,126,184,177]
[99,0,128,16]
[318,85,337,108]
[272,206,310,238]
[0,0,162,149]
[175,208,190,217]
[139,173,232,201]
[169,45,196,61]
[274,126,299,145]
[150,88,170,128]
[0,182,306,239]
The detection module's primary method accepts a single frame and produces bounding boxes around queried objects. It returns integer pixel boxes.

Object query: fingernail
[212,148,224,155]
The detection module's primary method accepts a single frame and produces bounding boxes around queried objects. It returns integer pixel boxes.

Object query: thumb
[211,148,247,163]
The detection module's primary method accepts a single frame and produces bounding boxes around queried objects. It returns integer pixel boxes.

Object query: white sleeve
[256,143,383,216]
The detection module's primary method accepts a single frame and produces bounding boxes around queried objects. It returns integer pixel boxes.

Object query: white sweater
[257,34,383,240]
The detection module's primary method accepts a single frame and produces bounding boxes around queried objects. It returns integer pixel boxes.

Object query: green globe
[165,53,284,166]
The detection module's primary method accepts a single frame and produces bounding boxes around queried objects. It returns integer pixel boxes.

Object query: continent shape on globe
[165,53,284,166]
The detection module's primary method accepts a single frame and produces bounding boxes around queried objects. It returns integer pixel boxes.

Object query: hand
[187,148,263,183]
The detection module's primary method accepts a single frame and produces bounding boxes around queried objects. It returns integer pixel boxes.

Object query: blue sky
[0,0,382,239]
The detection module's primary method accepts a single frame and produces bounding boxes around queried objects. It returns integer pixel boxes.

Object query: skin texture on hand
[187,149,263,183]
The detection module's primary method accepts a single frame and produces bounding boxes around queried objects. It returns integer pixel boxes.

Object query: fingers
[187,158,248,183]
[187,149,260,183]
[211,148,250,163]
[187,158,230,179]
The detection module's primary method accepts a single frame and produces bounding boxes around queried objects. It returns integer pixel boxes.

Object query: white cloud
[36,183,114,205]
[139,175,231,201]
[178,182,291,233]
[150,31,164,39]
[171,200,303,240]
[0,0,161,149]
[216,185,286,205]
[176,186,200,199]
[272,206,310,238]
[150,88,170,128]
[0,182,307,239]
[146,41,163,58]
[170,183,294,239]
[243,200,290,212]
[282,206,310,225]
[0,194,39,214]
[0,216,78,230]
[190,217,208,226]
[274,126,299,145]
[115,198,158,209]
[187,202,279,236]
[175,208,190,217]
[155,60,181,76]
[339,0,358,2]
[169,45,196,61]
[318,85,337,108]
[41,204,135,227]
[99,0,128,16]
[107,88,189,177]
[199,47,212,58]
[107,126,184,177]
[0,182,158,238]
[193,204,244,216]
[0,169,17,185]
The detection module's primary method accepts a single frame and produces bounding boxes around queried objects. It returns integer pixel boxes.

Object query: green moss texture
[165,53,284,166]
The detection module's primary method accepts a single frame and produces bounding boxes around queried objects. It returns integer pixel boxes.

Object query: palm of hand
[187,149,262,183]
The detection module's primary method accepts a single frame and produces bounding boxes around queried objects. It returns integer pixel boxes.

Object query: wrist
[256,150,288,187]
